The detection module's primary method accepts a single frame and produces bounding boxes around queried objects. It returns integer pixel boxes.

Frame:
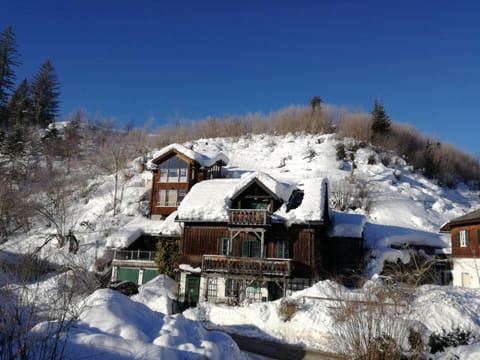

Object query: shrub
[428,327,477,354]
[278,298,300,322]
[368,154,377,165]
[336,143,346,161]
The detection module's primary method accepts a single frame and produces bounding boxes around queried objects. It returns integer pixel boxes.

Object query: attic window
[159,156,188,183]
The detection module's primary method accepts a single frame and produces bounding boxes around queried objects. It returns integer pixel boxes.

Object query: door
[185,274,200,307]
[461,272,471,287]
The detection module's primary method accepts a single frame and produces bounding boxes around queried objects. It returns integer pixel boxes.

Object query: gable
[231,179,284,211]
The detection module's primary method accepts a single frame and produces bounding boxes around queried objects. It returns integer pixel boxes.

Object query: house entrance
[461,272,471,288]
[185,274,200,307]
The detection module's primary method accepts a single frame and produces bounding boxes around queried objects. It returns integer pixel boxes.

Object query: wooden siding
[450,224,480,258]
[182,224,319,277]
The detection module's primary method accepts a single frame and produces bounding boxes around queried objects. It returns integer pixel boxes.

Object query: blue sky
[3,0,480,155]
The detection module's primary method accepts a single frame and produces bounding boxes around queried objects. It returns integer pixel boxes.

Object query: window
[157,189,185,207]
[220,238,229,255]
[225,279,238,298]
[246,281,262,301]
[207,278,218,298]
[274,241,289,259]
[458,230,470,247]
[158,156,188,183]
[242,240,261,258]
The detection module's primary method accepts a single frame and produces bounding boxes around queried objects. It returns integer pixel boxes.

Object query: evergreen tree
[370,99,391,136]
[31,61,60,128]
[154,239,179,277]
[310,96,322,115]
[0,26,20,127]
[6,78,32,128]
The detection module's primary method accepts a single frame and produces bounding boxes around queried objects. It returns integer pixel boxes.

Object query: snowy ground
[2,133,480,358]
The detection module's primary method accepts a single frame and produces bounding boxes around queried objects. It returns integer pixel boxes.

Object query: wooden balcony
[202,255,292,276]
[228,209,271,226]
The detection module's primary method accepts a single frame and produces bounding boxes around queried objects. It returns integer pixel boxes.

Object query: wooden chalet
[440,209,480,287]
[150,144,228,219]
[176,172,337,306]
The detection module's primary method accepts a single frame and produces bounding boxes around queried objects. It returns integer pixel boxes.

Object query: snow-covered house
[149,144,228,219]
[441,209,480,288]
[108,214,182,285]
[175,171,362,306]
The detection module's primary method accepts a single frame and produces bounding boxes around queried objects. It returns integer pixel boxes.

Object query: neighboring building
[440,209,480,288]
[107,214,182,285]
[149,144,228,219]
[175,171,364,306]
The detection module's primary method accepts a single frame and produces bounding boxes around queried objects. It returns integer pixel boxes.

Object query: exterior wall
[452,258,480,288]
[450,224,480,258]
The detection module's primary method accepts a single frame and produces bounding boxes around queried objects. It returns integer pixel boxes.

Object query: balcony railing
[202,255,291,276]
[228,209,271,226]
[112,249,156,262]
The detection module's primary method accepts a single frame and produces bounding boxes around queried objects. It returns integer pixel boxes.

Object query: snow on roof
[150,143,228,167]
[279,178,328,225]
[328,210,366,238]
[229,171,296,203]
[105,227,143,249]
[177,172,329,226]
[105,213,182,249]
[177,179,238,222]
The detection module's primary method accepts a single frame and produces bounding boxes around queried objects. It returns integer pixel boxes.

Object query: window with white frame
[458,230,470,247]
[220,238,229,255]
[207,277,218,298]
[225,279,238,298]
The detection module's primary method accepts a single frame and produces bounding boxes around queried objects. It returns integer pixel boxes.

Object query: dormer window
[159,156,188,183]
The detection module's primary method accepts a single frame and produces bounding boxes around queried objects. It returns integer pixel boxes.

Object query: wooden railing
[228,209,271,226]
[112,249,156,262]
[202,255,291,276]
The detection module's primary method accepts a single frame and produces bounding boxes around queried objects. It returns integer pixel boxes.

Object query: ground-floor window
[246,281,262,301]
[207,277,218,298]
[225,278,239,298]
[288,278,310,293]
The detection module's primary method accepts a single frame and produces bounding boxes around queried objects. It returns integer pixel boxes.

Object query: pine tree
[154,239,179,277]
[6,78,32,128]
[370,99,391,136]
[31,61,60,128]
[0,26,20,127]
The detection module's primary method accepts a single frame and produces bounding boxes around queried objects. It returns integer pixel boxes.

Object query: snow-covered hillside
[2,132,480,358]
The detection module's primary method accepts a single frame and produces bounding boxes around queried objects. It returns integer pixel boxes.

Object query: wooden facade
[440,209,480,288]
[441,209,480,259]
[150,149,225,218]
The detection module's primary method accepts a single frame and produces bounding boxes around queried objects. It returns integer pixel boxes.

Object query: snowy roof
[105,213,182,249]
[328,210,366,238]
[440,208,480,232]
[177,172,327,225]
[278,178,329,225]
[150,143,228,168]
[229,171,296,203]
[177,179,238,222]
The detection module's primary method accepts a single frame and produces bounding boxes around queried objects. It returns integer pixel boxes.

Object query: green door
[116,267,140,284]
[185,274,200,307]
[142,269,160,284]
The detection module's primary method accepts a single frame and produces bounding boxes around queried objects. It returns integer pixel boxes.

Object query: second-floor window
[157,189,185,207]
[458,230,470,247]
[159,156,188,183]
